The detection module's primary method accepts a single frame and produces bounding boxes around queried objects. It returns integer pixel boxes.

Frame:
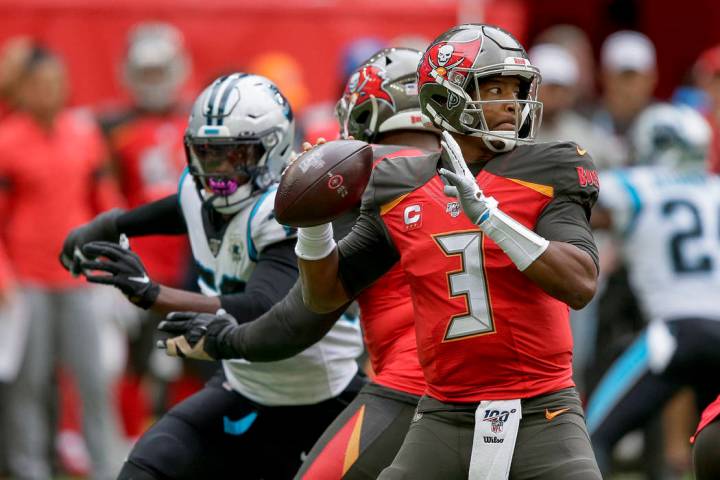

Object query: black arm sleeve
[224,280,351,361]
[536,200,599,271]
[219,239,299,323]
[337,210,399,298]
[535,144,600,272]
[116,194,187,236]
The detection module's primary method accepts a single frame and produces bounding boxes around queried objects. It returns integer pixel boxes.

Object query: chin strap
[481,132,517,153]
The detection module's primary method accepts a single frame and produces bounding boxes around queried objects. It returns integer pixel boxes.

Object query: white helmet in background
[185,73,295,215]
[123,22,189,112]
[631,103,711,168]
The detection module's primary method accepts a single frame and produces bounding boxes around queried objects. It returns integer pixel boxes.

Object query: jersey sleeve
[337,208,400,298]
[535,143,600,271]
[596,169,641,235]
[248,188,297,261]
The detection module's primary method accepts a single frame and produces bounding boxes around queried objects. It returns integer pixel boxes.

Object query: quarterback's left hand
[438,131,498,225]
[80,241,160,309]
[157,310,238,361]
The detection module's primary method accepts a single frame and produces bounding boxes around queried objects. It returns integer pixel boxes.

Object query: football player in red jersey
[291,24,601,479]
[158,47,441,479]
[99,22,191,289]
[692,394,720,479]
[97,22,193,439]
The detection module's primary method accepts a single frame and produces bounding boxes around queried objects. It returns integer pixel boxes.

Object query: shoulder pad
[362,150,440,209]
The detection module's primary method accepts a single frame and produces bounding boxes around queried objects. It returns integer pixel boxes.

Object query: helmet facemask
[185,127,284,214]
[335,92,384,142]
[453,67,543,152]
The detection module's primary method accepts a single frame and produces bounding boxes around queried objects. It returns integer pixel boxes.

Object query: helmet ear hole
[355,110,370,125]
[431,94,447,106]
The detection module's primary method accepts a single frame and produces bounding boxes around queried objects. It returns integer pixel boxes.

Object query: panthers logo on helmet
[344,65,394,108]
[418,33,484,89]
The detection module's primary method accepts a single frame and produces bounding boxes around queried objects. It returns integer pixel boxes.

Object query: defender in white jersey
[585,104,720,475]
[61,74,364,479]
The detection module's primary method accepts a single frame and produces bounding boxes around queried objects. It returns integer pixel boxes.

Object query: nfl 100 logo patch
[446,201,461,218]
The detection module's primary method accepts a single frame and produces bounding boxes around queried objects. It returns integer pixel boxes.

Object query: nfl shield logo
[446,201,461,218]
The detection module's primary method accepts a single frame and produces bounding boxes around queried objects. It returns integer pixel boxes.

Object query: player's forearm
[151,286,221,316]
[116,194,187,237]
[230,280,349,361]
[523,241,597,310]
[298,249,351,313]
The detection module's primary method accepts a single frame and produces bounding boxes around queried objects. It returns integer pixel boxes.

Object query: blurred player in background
[0,44,123,480]
[159,47,442,480]
[586,103,720,477]
[289,24,602,479]
[590,30,658,165]
[97,21,193,441]
[693,44,720,174]
[62,73,364,479]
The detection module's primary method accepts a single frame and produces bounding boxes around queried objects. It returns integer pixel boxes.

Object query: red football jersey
[103,111,189,286]
[692,394,720,443]
[357,262,425,396]
[353,145,427,397]
[338,142,599,402]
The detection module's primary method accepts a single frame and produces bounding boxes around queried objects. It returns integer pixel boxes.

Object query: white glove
[438,131,498,225]
[437,131,548,271]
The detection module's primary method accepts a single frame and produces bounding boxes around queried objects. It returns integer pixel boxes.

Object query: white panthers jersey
[178,170,364,406]
[600,166,720,322]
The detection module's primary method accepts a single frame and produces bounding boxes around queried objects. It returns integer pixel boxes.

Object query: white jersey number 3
[435,232,494,340]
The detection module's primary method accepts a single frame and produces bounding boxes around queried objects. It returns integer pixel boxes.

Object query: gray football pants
[4,286,120,480]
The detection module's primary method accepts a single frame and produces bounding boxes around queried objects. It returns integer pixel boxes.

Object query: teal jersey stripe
[586,331,649,434]
[615,170,644,236]
[246,186,278,262]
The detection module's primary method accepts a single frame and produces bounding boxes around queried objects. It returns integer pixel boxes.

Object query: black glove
[80,241,160,309]
[157,310,239,360]
[60,208,125,275]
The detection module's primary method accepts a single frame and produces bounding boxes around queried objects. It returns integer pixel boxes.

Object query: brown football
[274,140,374,227]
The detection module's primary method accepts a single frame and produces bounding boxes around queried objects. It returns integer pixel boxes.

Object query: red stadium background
[3,0,720,108]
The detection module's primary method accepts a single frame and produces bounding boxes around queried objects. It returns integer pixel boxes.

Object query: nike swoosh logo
[128,274,150,284]
[545,407,570,421]
[576,146,587,156]
[223,412,258,436]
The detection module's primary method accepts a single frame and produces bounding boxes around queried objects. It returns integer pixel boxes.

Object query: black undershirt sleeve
[536,199,599,272]
[337,210,399,298]
[225,280,352,361]
[116,194,187,236]
[219,239,298,323]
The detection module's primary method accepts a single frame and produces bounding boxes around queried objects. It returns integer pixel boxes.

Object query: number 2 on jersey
[662,199,717,273]
[435,232,495,341]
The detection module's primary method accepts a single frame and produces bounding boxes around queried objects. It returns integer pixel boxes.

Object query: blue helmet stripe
[205,75,228,126]
[216,74,244,126]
